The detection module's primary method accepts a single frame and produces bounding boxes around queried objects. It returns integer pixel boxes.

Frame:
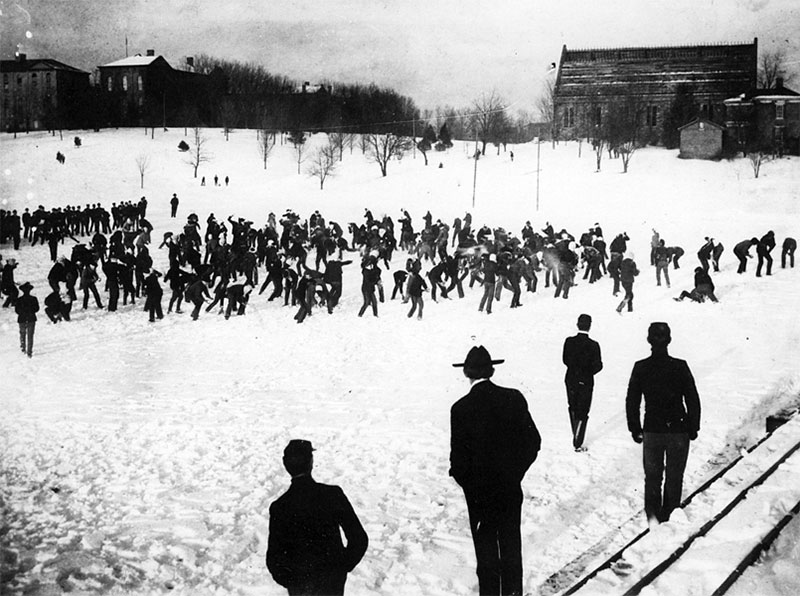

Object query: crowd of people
[1,198,797,357]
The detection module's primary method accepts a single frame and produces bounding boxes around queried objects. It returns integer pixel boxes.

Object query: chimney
[186,56,194,69]
[146,49,155,57]
[776,77,784,90]
[15,52,26,62]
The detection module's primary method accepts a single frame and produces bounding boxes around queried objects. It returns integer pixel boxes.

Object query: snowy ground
[1,128,799,595]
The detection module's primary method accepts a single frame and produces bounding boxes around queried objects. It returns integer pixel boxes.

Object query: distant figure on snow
[15,281,39,358]
[782,237,797,269]
[170,193,179,218]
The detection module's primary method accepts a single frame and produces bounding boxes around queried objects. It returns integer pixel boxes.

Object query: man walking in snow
[562,314,603,452]
[266,440,368,596]
[450,346,541,596]
[626,322,700,526]
[15,281,39,358]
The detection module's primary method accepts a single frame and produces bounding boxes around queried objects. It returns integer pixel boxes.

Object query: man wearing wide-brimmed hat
[15,281,39,358]
[267,440,368,596]
[450,346,541,596]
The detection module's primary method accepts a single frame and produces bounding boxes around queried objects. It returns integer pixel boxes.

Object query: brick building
[1,54,90,132]
[553,40,757,144]
[724,78,800,156]
[98,50,215,127]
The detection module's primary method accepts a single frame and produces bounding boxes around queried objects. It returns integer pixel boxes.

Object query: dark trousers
[358,288,377,317]
[327,282,342,312]
[478,281,494,313]
[147,296,163,321]
[735,250,748,274]
[82,284,103,309]
[782,246,795,268]
[464,484,524,596]
[617,281,634,312]
[566,380,593,449]
[756,250,773,276]
[19,321,35,356]
[643,432,690,524]
[407,295,423,318]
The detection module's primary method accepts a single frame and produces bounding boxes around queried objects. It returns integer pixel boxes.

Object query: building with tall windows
[0,53,89,132]
[553,40,758,144]
[98,50,214,127]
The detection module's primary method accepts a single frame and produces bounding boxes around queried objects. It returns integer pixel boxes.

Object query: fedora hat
[452,345,504,368]
[19,281,34,292]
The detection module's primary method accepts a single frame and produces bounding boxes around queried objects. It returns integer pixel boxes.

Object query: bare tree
[220,99,238,141]
[344,133,358,155]
[307,143,339,189]
[535,77,559,147]
[758,49,795,89]
[748,150,768,178]
[289,131,307,175]
[257,129,276,170]
[187,127,212,178]
[607,89,645,173]
[471,91,507,155]
[365,133,413,177]
[328,131,345,161]
[135,153,151,189]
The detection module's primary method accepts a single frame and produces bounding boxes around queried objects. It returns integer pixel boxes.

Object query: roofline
[563,38,757,55]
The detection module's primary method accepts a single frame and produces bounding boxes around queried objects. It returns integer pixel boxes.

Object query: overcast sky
[2,0,799,112]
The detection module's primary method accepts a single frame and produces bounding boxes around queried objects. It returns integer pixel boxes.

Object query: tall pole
[472,127,479,208]
[412,117,416,159]
[536,138,541,211]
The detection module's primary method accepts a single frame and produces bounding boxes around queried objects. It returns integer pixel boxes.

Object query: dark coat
[267,476,368,594]
[450,380,541,491]
[626,350,701,435]
[15,293,39,323]
[562,333,603,386]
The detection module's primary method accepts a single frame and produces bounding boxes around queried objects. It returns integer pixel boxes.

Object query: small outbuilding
[679,117,724,159]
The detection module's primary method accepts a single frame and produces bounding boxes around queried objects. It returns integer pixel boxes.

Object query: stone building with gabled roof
[553,39,757,144]
[1,54,90,132]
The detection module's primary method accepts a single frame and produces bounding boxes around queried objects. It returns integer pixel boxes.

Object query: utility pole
[472,127,479,208]
[536,137,541,211]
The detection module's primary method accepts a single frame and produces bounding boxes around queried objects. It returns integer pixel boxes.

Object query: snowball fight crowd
[0,197,797,596]
[1,198,796,357]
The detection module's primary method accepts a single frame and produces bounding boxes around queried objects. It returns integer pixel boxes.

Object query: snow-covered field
[1,128,799,596]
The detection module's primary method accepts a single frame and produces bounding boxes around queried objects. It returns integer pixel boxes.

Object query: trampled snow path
[1,130,799,595]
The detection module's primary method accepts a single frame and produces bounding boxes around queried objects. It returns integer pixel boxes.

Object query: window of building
[138,75,143,92]
[122,75,128,91]
[45,73,52,89]
[646,105,658,127]
[564,106,575,128]
[107,76,113,92]
[2,74,7,92]
[594,106,602,127]
[776,102,785,120]
[31,73,37,89]
[17,76,23,87]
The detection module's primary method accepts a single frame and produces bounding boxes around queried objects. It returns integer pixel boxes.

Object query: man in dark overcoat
[15,281,39,358]
[450,346,541,596]
[626,322,701,526]
[562,314,603,451]
[266,440,368,596]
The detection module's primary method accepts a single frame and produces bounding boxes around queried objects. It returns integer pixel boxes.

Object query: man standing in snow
[267,440,368,596]
[562,314,603,452]
[450,346,541,596]
[170,194,179,218]
[626,322,701,526]
[15,281,39,358]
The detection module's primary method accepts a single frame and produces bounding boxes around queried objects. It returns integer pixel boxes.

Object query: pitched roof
[0,58,88,74]
[678,117,725,131]
[101,55,162,68]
